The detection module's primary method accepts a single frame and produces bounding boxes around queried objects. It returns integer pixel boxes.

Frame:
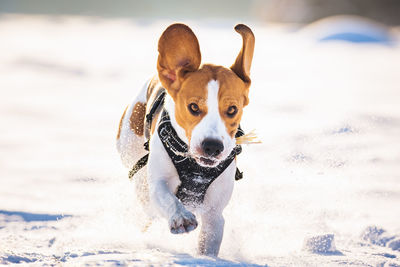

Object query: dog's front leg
[198,211,225,256]
[152,180,198,234]
[148,135,198,234]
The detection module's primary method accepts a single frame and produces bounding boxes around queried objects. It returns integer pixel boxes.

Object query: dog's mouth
[189,146,227,168]
[193,154,226,168]
[199,157,218,167]
[175,149,220,167]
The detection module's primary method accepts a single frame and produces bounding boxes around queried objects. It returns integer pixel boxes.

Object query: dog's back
[116,76,164,169]
[116,81,147,168]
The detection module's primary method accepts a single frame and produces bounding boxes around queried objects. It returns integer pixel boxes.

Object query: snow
[1,14,400,266]
[303,234,340,255]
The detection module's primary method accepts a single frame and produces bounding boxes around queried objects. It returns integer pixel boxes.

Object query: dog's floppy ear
[231,24,255,84]
[157,23,201,98]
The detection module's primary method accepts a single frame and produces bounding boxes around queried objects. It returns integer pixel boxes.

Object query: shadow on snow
[0,210,72,222]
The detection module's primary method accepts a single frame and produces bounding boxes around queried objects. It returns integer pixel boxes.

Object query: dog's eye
[188,103,201,116]
[226,105,238,117]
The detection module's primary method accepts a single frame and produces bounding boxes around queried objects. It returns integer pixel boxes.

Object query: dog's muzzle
[197,138,224,167]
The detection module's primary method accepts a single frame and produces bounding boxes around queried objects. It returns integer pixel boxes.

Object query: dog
[116,23,254,256]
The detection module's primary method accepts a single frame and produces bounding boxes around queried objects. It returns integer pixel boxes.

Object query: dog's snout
[201,139,224,157]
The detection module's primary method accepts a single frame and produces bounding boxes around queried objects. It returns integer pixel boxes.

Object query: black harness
[129,89,244,205]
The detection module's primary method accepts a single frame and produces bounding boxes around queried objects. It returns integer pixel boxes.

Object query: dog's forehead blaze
[173,64,247,141]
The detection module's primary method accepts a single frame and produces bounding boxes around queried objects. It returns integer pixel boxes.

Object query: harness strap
[128,153,149,180]
[235,167,243,180]
[146,91,166,125]
[234,125,244,181]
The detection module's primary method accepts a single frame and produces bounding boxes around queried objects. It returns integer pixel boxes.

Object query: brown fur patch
[213,65,249,138]
[116,106,128,139]
[130,102,147,136]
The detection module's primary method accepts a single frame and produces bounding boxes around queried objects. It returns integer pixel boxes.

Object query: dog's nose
[201,139,224,157]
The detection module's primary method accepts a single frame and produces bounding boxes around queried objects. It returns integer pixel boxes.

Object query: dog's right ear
[157,23,201,98]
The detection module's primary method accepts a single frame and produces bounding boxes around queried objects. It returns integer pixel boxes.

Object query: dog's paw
[169,209,198,234]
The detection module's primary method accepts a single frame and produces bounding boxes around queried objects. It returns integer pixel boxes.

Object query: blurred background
[1,0,400,25]
[1,1,400,266]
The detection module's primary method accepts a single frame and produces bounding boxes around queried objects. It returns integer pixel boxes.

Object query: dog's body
[116,24,254,256]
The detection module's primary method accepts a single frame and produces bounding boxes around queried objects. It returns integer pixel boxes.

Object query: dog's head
[157,23,255,167]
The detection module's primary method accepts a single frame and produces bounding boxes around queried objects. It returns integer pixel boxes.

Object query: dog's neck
[164,94,189,145]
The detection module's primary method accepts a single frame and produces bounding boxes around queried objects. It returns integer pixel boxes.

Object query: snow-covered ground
[1,14,400,266]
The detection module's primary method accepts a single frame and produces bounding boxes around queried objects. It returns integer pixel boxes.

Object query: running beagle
[116,23,254,256]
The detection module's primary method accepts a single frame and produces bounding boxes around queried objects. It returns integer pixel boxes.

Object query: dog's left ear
[157,23,201,98]
[231,24,255,106]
